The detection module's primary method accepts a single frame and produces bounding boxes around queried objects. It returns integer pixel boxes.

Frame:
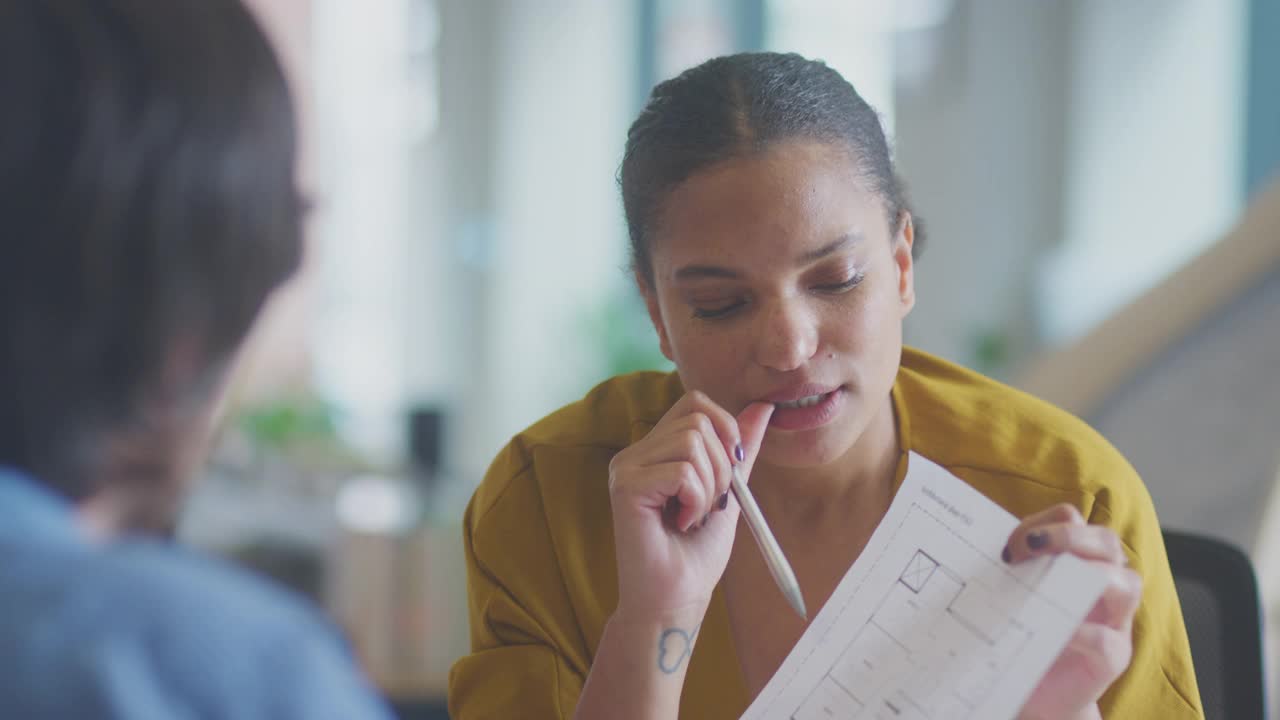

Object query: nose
[753,296,819,372]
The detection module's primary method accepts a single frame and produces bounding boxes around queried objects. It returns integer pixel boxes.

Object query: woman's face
[640,140,915,468]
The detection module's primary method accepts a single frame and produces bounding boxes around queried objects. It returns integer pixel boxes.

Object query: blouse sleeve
[448,446,589,719]
[1090,453,1204,719]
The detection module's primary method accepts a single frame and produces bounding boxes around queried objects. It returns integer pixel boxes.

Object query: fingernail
[734,444,745,462]
[717,492,729,511]
[1027,530,1048,550]
[1001,545,1012,563]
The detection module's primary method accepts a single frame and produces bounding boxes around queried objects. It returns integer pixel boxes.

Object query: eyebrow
[797,233,859,263]
[673,233,861,281]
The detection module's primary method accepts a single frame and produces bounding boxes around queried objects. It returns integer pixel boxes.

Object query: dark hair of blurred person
[0,2,393,717]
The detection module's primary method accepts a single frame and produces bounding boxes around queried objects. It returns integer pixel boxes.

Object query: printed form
[742,452,1108,720]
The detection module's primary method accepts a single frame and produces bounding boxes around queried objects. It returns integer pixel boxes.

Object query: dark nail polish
[1027,530,1048,550]
[734,444,745,462]
[717,492,729,511]
[1001,545,1012,563]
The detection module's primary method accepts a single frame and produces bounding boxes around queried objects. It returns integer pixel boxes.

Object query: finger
[638,428,717,527]
[1005,522,1126,566]
[670,426,718,519]
[733,402,775,482]
[640,461,707,532]
[669,460,707,532]
[658,391,741,458]
[1006,504,1085,558]
[1062,622,1133,683]
[684,392,744,462]
[1084,565,1143,631]
[646,424,720,522]
[702,403,773,530]
[628,420,716,481]
[1018,502,1086,531]
[680,414,733,512]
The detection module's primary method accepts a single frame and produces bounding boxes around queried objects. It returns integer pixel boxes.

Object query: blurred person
[0,1,393,717]
[449,53,1203,719]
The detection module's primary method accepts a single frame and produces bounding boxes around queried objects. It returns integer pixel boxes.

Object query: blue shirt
[0,468,395,720]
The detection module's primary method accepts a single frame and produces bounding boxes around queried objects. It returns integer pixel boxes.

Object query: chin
[759,422,860,469]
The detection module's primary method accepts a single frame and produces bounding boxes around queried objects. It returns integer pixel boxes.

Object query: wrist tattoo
[657,622,702,674]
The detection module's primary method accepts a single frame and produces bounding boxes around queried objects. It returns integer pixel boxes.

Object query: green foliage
[229,393,380,475]
[237,396,340,449]
[970,328,1011,378]
[584,286,672,377]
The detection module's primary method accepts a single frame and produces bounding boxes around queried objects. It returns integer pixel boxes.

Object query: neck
[78,483,182,541]
[73,428,195,541]
[77,491,127,541]
[750,393,901,530]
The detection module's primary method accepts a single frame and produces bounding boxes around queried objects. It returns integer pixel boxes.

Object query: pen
[731,463,807,619]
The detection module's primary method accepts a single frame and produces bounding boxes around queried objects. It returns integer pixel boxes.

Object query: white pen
[731,462,807,619]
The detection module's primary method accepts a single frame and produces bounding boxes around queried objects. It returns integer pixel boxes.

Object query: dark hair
[621,52,924,285]
[0,0,302,500]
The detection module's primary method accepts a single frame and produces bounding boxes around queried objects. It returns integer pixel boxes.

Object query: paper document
[742,452,1108,720]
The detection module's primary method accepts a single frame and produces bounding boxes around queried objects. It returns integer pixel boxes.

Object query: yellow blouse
[448,347,1203,719]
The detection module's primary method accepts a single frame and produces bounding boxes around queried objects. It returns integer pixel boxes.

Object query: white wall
[304,0,457,464]
[892,0,1246,372]
[1039,0,1247,343]
[309,0,437,461]
[894,0,1071,374]
[299,0,1249,479]
[768,0,897,134]
[437,0,633,481]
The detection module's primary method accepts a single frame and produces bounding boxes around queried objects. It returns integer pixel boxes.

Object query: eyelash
[691,272,865,320]
[692,301,746,320]
[815,271,865,294]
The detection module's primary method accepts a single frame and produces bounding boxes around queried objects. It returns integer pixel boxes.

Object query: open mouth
[774,392,831,410]
[766,387,844,431]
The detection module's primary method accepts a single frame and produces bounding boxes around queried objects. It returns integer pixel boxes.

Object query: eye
[691,300,746,320]
[813,271,865,294]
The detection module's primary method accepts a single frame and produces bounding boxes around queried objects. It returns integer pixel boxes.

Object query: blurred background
[180,0,1279,715]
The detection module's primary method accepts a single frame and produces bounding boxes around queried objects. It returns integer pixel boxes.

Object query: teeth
[776,393,825,410]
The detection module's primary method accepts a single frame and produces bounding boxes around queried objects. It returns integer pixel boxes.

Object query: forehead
[650,140,884,272]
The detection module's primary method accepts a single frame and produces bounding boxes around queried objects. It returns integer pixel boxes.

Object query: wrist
[608,601,709,674]
[576,605,710,720]
[611,598,711,630]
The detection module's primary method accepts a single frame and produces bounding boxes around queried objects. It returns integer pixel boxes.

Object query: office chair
[1163,529,1267,720]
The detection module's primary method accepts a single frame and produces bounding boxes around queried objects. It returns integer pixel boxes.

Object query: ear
[152,331,241,450]
[635,269,675,363]
[893,213,916,317]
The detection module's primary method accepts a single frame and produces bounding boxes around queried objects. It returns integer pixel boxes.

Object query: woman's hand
[577,393,774,719]
[1009,504,1142,720]
[607,391,774,625]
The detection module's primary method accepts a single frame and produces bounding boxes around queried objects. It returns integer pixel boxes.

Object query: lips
[775,393,826,410]
[760,383,840,404]
[759,384,845,431]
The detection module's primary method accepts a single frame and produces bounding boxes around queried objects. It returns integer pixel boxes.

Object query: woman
[448,53,1201,719]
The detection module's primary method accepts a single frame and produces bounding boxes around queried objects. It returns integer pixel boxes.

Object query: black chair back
[1163,529,1267,720]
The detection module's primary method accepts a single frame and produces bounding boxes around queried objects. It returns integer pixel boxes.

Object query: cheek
[663,318,756,406]
[824,281,903,358]
[670,319,750,377]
